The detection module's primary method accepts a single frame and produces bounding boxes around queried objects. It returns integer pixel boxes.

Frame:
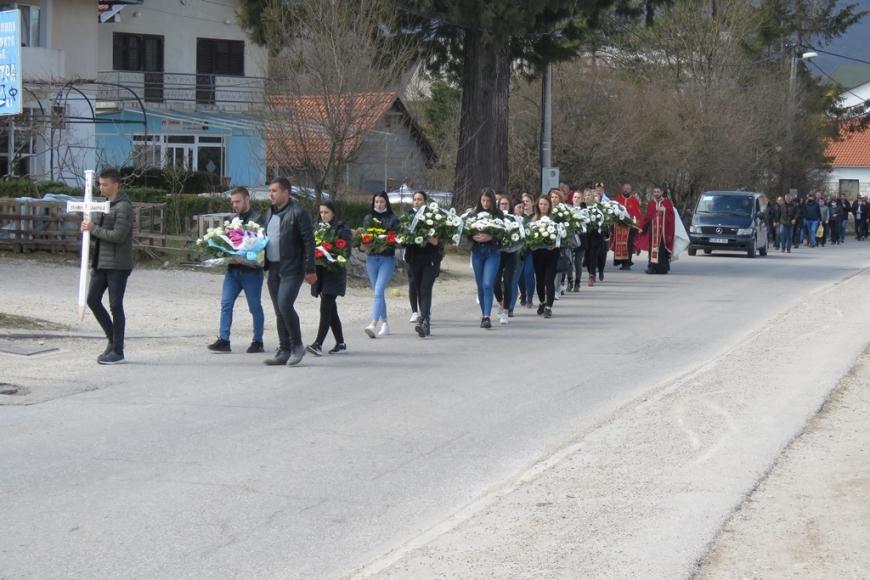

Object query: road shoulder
[696,349,870,579]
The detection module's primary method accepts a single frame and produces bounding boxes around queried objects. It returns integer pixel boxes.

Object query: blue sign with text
[0,9,21,117]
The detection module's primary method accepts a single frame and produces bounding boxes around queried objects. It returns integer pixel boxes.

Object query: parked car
[688,191,769,258]
[387,186,453,206]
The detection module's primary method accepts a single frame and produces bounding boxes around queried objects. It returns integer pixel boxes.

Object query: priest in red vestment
[611,183,642,270]
[637,187,675,274]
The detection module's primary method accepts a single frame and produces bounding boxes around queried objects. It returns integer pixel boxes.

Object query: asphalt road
[2,245,869,579]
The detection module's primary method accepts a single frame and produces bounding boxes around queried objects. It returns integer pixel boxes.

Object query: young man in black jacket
[81,168,134,365]
[207,186,266,354]
[263,177,317,366]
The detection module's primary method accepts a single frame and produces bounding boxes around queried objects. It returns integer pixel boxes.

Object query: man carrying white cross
[80,168,134,365]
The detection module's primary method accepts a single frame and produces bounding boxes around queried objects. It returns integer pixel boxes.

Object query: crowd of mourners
[765,191,868,252]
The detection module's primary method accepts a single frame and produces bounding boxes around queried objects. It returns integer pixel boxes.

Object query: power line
[807,59,868,105]
[804,46,870,67]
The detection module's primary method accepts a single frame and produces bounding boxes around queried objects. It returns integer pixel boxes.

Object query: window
[196,38,244,76]
[0,4,41,47]
[839,179,859,199]
[113,33,164,73]
[131,134,226,176]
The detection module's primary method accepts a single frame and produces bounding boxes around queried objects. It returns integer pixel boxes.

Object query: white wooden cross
[66,170,110,320]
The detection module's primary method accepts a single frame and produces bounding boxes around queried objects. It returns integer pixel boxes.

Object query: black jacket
[264,200,316,276]
[804,200,821,221]
[312,220,352,297]
[229,208,265,272]
[362,212,399,257]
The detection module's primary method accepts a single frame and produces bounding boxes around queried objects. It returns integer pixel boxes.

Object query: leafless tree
[257,0,418,202]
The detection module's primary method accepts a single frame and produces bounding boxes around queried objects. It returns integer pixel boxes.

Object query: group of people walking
[81,171,673,367]
[768,191,866,252]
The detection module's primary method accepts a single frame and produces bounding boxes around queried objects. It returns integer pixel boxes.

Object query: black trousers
[408,256,438,320]
[533,248,559,307]
[315,294,344,346]
[267,267,304,352]
[407,267,418,313]
[571,247,584,282]
[87,268,131,353]
[857,218,867,240]
[585,233,604,276]
[494,251,518,308]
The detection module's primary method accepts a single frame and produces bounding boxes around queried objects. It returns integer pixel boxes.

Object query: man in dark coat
[207,186,266,354]
[81,167,133,365]
[262,177,316,367]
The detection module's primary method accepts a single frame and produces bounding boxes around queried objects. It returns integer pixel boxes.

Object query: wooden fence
[0,198,198,258]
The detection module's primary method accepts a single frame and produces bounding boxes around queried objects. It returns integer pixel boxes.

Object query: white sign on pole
[66,171,110,320]
[542,167,560,193]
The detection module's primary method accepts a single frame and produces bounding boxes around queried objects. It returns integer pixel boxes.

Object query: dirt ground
[695,351,870,580]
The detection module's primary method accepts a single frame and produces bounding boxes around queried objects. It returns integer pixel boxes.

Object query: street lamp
[784,48,817,194]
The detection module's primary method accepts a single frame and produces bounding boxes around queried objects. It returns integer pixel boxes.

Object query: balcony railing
[96,71,266,113]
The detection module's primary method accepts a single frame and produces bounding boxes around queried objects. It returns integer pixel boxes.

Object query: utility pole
[540,62,553,194]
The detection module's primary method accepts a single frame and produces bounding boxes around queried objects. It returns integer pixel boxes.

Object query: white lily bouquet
[196,217,268,267]
[575,204,607,233]
[502,215,526,251]
[462,210,509,245]
[397,202,463,247]
[598,199,638,229]
[525,216,565,249]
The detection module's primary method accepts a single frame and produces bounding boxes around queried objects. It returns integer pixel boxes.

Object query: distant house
[825,78,870,198]
[267,92,436,193]
[95,0,268,188]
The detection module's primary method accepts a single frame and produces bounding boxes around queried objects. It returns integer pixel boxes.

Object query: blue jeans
[515,251,535,306]
[805,220,819,247]
[220,268,265,342]
[366,254,395,321]
[471,244,501,316]
[779,224,793,251]
[840,219,847,242]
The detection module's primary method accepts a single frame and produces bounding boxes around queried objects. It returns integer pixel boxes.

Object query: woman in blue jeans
[361,192,399,338]
[468,189,503,329]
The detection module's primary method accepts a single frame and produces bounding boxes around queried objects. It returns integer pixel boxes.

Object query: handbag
[556,252,572,273]
[816,223,825,238]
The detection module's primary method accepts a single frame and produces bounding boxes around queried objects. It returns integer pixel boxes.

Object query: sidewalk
[696,350,870,579]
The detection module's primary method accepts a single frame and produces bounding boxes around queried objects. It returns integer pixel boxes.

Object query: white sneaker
[378,322,391,337]
[499,313,508,325]
[364,323,376,338]
[409,312,419,323]
[554,293,560,300]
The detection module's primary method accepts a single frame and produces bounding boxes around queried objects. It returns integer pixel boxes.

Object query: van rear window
[697,195,754,215]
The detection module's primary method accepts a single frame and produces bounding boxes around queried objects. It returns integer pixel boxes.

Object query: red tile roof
[827,125,870,167]
[266,92,398,169]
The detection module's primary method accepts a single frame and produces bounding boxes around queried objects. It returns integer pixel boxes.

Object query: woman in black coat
[306,201,352,356]
[404,190,443,337]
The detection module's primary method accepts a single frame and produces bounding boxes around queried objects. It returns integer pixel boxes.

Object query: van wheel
[747,244,756,258]
[759,246,767,256]
[688,248,697,256]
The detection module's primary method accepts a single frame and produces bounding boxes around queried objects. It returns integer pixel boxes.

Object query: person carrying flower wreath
[306,201,351,356]
[403,191,443,338]
[468,189,504,329]
[493,195,520,324]
[516,192,537,309]
[360,192,399,338]
[530,194,560,318]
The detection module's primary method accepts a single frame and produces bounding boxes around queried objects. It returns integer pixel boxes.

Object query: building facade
[825,80,870,198]
[0,0,99,183]
[95,0,268,189]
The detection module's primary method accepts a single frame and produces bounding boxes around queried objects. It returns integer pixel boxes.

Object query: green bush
[0,179,78,197]
[125,187,168,203]
[119,167,224,194]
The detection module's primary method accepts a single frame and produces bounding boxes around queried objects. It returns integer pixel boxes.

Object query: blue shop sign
[0,9,21,117]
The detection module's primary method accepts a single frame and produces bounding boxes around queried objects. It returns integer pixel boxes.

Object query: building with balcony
[95,0,268,189]
[0,0,99,183]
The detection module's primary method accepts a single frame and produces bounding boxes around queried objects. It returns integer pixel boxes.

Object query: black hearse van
[688,191,769,258]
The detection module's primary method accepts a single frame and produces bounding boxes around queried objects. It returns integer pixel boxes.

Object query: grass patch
[0,312,70,331]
